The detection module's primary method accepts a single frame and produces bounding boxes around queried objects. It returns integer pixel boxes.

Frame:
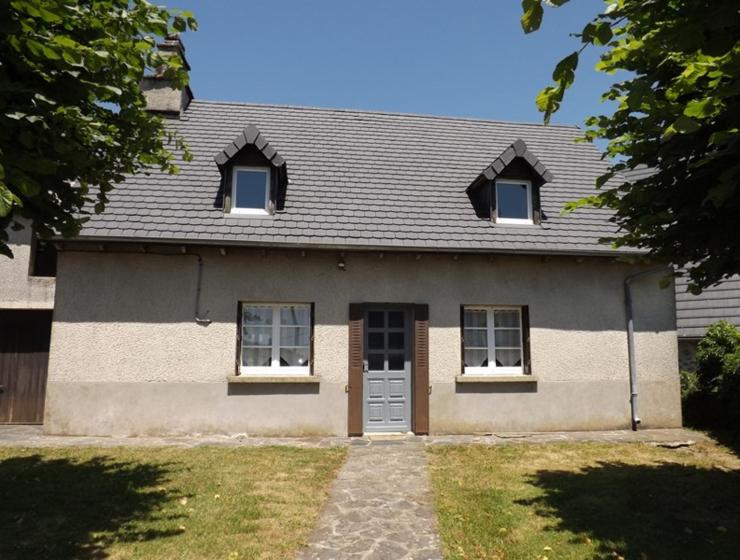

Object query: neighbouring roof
[676,275,740,339]
[79,100,633,255]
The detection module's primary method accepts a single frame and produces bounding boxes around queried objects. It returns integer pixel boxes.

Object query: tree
[521,0,739,292]
[0,0,196,256]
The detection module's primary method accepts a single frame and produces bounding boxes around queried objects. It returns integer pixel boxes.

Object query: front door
[363,308,412,432]
[0,310,52,424]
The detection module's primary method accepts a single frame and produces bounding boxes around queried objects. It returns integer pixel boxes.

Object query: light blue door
[363,308,411,432]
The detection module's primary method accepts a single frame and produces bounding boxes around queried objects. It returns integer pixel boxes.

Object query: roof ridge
[190,99,580,130]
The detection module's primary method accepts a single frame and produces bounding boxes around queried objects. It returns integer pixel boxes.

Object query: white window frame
[230,166,270,215]
[495,179,533,224]
[463,305,525,376]
[240,303,311,376]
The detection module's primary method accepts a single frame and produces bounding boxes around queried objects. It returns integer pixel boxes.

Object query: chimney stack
[141,35,193,116]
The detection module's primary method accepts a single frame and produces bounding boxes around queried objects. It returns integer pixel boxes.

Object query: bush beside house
[681,320,740,429]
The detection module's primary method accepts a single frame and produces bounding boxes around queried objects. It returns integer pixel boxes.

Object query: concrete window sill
[455,375,538,383]
[226,375,320,384]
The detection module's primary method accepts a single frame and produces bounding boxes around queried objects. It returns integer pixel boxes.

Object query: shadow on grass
[519,461,740,559]
[0,454,184,559]
[703,429,740,457]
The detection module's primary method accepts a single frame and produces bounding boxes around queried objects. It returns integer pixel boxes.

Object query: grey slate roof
[676,275,740,338]
[80,100,633,255]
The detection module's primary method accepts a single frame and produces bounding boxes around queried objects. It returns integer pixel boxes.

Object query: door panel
[363,308,411,432]
[0,310,52,424]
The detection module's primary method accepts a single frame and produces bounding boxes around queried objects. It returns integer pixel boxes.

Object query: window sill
[226,375,320,384]
[455,375,538,383]
[224,212,273,221]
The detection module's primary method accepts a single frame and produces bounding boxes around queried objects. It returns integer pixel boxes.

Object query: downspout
[194,254,212,326]
[624,267,668,430]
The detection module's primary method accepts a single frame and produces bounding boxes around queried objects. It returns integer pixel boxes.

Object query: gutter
[624,267,669,430]
[57,235,646,260]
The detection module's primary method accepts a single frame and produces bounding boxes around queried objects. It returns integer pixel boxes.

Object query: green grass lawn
[428,440,740,560]
[0,445,345,560]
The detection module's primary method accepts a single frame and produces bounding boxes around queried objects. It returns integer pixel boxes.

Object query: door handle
[0,385,4,394]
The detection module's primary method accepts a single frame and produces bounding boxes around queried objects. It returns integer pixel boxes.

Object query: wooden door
[0,310,52,424]
[363,308,412,433]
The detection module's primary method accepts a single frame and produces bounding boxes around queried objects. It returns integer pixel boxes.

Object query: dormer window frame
[230,165,271,216]
[494,178,533,225]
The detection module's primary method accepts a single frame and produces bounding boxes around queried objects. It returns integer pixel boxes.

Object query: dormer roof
[467,139,553,192]
[214,124,287,170]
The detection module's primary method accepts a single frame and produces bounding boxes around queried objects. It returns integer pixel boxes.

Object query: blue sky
[170,0,613,127]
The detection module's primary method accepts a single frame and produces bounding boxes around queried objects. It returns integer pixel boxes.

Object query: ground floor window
[239,303,312,375]
[462,306,526,375]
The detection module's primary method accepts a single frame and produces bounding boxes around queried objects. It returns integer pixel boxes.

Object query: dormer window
[214,124,289,216]
[466,139,553,226]
[495,179,532,224]
[231,166,270,214]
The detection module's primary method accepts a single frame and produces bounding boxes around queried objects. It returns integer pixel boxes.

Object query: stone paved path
[297,440,443,560]
[0,424,704,449]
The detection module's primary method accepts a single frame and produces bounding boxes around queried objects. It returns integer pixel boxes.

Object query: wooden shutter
[521,305,532,375]
[235,302,243,375]
[412,304,430,435]
[347,304,364,436]
[532,183,542,224]
[309,303,316,375]
[459,305,466,374]
[489,181,497,223]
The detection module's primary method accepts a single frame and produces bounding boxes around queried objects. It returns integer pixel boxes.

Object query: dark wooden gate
[0,310,52,424]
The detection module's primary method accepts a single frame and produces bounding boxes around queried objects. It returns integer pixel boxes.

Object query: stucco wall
[0,225,55,309]
[45,247,680,436]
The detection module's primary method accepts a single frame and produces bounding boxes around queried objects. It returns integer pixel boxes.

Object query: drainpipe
[194,254,212,326]
[624,267,668,430]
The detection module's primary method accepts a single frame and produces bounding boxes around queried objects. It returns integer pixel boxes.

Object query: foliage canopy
[522,0,740,291]
[0,0,196,256]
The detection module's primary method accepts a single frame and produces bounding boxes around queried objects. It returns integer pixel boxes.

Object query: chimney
[141,35,193,116]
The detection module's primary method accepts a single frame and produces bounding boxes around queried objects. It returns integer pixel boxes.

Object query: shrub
[696,320,740,387]
[687,321,740,429]
[680,370,701,400]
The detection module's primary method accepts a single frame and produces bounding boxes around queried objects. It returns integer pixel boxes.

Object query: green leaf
[672,115,702,134]
[0,182,20,217]
[684,98,717,118]
[582,22,613,46]
[552,51,579,85]
[521,0,544,33]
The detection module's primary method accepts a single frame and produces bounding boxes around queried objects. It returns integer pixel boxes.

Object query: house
[675,275,740,371]
[13,38,679,437]
[0,225,56,424]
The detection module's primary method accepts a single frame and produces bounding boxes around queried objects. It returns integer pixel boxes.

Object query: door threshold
[364,431,414,439]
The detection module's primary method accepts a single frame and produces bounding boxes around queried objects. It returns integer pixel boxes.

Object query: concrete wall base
[44,381,348,437]
[44,377,681,437]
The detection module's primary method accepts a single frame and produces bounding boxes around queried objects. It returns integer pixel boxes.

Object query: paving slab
[297,440,442,560]
[0,424,705,449]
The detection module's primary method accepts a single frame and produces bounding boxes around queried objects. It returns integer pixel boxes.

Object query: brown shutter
[460,305,466,374]
[489,181,497,223]
[532,183,542,224]
[521,305,532,374]
[235,302,243,375]
[347,303,364,436]
[223,172,232,213]
[309,302,316,375]
[412,304,430,435]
